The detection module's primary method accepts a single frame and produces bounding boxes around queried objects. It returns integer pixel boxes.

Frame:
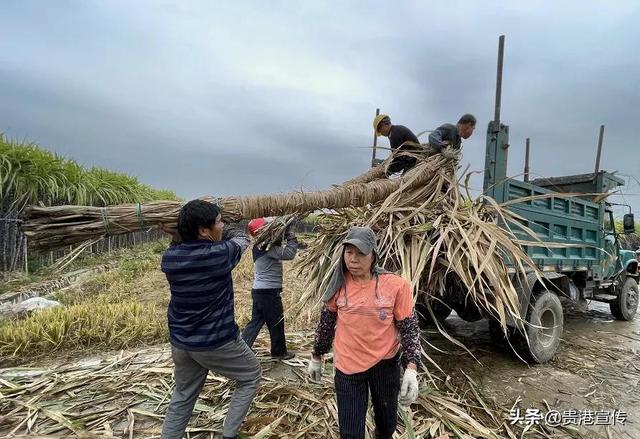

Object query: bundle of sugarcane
[251,214,305,251]
[291,160,544,332]
[21,154,444,250]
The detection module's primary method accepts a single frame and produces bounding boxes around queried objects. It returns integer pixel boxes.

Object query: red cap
[248,218,267,236]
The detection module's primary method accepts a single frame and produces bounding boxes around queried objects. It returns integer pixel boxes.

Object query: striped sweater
[161,229,250,351]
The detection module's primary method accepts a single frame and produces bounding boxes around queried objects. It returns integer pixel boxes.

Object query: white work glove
[308,356,323,381]
[441,147,458,160]
[398,368,419,406]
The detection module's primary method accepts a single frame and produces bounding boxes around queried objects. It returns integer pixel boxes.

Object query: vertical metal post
[484,35,510,200]
[594,124,605,174]
[524,138,530,182]
[371,108,380,168]
[494,35,505,125]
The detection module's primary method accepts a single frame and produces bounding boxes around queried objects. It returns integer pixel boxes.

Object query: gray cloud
[1,1,638,216]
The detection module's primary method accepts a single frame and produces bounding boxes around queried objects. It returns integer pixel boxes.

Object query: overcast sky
[1,1,638,216]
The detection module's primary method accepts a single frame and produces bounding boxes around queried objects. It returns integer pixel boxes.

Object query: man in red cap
[242,217,300,360]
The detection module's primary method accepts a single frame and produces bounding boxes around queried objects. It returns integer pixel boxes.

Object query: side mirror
[623,213,635,234]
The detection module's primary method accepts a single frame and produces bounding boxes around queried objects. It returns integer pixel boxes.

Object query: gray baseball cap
[342,226,377,255]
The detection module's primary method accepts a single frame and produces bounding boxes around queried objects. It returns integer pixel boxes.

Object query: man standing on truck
[428,114,477,158]
[373,114,422,175]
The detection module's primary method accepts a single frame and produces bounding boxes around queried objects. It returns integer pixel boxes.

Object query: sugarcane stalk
[22,153,449,250]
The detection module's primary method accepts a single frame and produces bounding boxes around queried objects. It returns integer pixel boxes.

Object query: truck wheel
[515,290,563,364]
[610,278,639,321]
[415,299,452,327]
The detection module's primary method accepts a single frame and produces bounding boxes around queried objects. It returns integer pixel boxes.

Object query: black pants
[334,355,401,439]
[241,288,287,356]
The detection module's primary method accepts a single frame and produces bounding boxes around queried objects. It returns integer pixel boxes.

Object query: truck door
[602,210,621,279]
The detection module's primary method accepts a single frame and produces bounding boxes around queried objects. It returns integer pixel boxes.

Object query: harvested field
[1,243,637,438]
[4,156,637,438]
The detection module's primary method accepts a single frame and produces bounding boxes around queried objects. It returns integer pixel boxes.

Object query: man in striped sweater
[160,200,261,439]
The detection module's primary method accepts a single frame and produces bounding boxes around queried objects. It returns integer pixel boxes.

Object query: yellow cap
[373,114,390,136]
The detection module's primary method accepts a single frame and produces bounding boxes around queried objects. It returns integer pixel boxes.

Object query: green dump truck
[483,128,638,364]
[428,36,639,364]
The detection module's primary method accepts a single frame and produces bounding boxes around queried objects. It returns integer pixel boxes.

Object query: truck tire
[610,277,639,321]
[515,290,563,364]
[415,299,452,327]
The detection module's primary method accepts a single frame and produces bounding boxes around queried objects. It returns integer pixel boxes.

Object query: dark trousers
[241,288,287,356]
[334,355,401,439]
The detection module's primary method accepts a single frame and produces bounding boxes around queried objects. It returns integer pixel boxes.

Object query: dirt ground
[3,251,640,438]
[427,301,640,438]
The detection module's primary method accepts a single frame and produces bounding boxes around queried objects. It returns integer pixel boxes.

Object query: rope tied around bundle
[135,203,145,230]
[100,207,111,235]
